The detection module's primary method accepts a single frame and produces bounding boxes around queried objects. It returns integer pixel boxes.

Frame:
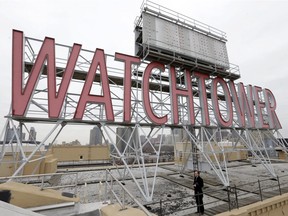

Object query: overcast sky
[1,0,288,144]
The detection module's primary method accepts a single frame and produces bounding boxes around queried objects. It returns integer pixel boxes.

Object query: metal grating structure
[135,0,240,81]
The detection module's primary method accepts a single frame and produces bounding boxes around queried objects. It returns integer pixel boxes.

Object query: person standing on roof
[193,170,204,214]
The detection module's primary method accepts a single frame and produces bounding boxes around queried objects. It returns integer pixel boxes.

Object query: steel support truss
[178,127,288,186]
[183,126,230,186]
[101,123,165,201]
[1,33,287,204]
[0,117,66,178]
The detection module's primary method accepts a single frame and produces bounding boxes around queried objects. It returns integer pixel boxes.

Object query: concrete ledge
[100,203,156,216]
[0,181,79,208]
[216,193,288,216]
[0,200,42,216]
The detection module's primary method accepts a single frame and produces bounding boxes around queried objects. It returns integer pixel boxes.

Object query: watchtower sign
[12,30,281,129]
[3,1,286,201]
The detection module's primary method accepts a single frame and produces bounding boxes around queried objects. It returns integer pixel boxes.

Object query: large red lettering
[263,88,282,129]
[211,77,233,127]
[169,66,194,125]
[253,86,269,129]
[229,82,255,128]
[12,30,81,118]
[115,53,140,123]
[142,62,168,125]
[193,72,210,126]
[74,49,114,121]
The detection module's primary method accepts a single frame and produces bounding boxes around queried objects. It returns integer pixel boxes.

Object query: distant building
[199,128,214,141]
[28,127,37,142]
[215,130,230,142]
[5,125,25,142]
[89,126,102,145]
[174,128,186,142]
[164,134,173,145]
[58,140,81,146]
[116,127,135,154]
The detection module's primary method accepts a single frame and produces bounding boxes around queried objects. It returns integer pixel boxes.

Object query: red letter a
[74,49,114,121]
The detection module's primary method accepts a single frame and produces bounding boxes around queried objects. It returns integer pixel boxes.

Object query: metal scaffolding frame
[183,126,230,186]
[0,117,66,181]
[1,2,287,203]
[101,123,165,201]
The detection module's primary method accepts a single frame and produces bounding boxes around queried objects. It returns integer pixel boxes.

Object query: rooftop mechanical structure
[1,0,287,204]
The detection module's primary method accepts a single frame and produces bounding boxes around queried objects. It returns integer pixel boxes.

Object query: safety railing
[144,187,227,215]
[104,169,153,216]
[235,174,286,202]
[136,0,227,41]
[142,174,288,215]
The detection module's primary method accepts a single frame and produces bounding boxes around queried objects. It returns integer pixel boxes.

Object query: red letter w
[12,30,81,118]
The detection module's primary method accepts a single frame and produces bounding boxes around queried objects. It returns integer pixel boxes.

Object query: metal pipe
[258,179,263,201]
[40,175,44,191]
[9,121,62,179]
[277,176,282,195]
[107,170,153,216]
[104,169,108,203]
[74,172,78,196]
[227,186,231,211]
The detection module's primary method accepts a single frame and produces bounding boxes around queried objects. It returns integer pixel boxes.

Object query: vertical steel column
[10,121,63,179]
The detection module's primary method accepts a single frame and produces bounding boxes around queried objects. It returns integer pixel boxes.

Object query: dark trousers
[195,193,204,213]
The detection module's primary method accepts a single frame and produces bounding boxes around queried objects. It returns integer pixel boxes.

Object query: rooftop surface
[39,160,288,215]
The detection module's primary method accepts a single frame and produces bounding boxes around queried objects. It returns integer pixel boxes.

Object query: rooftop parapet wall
[216,193,288,216]
[51,145,110,162]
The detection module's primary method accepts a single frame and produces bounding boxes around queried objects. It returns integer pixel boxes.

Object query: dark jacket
[193,176,204,194]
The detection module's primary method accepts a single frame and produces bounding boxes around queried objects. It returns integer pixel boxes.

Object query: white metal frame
[0,118,66,179]
[1,11,287,204]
